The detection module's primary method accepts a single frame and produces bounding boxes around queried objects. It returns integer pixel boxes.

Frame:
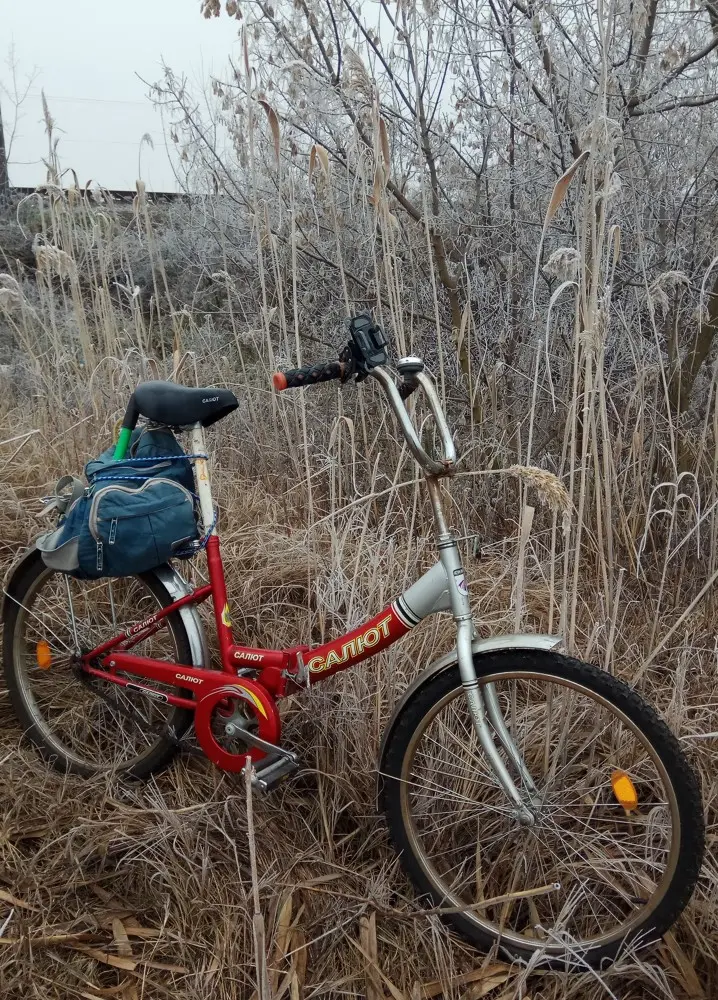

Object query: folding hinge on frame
[282,649,310,691]
[296,650,310,690]
[278,647,312,695]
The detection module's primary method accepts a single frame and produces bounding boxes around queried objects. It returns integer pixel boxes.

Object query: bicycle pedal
[243,750,300,793]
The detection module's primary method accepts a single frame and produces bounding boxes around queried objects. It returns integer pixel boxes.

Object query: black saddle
[134,382,239,428]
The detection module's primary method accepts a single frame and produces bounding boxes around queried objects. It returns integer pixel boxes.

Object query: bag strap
[43,475,86,516]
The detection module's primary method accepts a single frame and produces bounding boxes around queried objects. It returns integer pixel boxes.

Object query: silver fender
[378,633,563,766]
[153,564,210,670]
[1,549,209,670]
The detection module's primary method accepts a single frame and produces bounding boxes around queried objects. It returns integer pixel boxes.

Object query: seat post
[190,423,215,535]
[190,421,235,666]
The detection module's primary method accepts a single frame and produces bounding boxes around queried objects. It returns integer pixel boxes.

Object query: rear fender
[2,548,209,671]
[148,564,210,670]
[2,544,41,620]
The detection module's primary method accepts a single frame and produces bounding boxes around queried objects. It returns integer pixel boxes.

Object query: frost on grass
[1,0,718,993]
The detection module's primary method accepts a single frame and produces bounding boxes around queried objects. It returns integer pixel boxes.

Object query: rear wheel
[380,650,704,967]
[2,550,194,778]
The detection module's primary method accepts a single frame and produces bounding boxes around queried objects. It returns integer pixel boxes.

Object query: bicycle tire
[2,549,195,779]
[379,649,704,968]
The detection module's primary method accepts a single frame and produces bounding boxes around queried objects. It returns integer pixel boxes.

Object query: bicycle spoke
[10,568,185,772]
[399,670,680,949]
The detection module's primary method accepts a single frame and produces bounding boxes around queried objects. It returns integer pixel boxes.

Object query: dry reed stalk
[603,566,625,673]
[512,503,535,632]
[246,760,272,1000]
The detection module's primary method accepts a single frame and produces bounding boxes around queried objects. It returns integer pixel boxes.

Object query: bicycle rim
[10,567,189,772]
[399,670,682,954]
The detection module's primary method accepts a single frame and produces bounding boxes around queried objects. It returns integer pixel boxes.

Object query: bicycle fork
[426,478,538,826]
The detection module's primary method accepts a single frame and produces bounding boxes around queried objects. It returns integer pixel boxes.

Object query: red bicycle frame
[80,525,422,769]
[83,536,415,695]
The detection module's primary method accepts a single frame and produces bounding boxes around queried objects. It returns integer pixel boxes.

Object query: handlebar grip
[272,360,346,391]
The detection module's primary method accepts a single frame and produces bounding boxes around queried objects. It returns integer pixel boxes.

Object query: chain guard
[194,680,280,772]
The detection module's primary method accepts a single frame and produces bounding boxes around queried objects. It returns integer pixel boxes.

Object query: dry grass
[0,157,717,997]
[0,364,716,999]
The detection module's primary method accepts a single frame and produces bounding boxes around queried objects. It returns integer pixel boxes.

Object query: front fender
[378,633,563,767]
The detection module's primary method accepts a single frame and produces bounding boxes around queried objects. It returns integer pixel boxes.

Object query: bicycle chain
[77,666,205,757]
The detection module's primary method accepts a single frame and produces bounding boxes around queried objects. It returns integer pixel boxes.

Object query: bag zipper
[88,478,195,542]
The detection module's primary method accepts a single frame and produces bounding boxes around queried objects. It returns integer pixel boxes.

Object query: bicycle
[2,314,704,968]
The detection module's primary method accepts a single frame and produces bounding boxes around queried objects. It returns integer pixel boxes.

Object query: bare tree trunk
[669,271,718,418]
[0,102,10,206]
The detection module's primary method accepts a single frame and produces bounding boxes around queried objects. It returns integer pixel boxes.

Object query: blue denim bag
[36,427,199,578]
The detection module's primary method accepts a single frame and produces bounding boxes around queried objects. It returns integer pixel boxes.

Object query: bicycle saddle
[134,382,239,428]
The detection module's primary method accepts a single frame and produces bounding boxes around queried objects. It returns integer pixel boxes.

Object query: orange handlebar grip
[272,372,288,391]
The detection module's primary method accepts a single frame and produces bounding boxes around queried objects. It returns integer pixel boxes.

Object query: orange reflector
[611,770,638,811]
[36,640,53,670]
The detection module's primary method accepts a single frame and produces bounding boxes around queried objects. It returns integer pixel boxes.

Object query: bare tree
[0,47,39,204]
[0,101,8,204]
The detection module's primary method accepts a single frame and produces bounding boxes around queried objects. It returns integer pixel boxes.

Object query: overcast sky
[2,0,240,191]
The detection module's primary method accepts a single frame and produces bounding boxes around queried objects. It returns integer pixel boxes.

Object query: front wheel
[379,650,704,968]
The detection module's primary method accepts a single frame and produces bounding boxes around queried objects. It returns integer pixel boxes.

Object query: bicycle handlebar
[272,360,346,391]
[271,354,456,477]
[370,366,456,476]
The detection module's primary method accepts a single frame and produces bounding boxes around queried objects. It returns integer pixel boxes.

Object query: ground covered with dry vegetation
[1,382,715,1000]
[0,204,715,998]
[3,0,718,992]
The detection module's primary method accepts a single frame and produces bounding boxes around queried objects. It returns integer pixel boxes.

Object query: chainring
[194,679,280,772]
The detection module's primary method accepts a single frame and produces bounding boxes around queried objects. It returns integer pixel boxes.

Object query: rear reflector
[36,640,52,670]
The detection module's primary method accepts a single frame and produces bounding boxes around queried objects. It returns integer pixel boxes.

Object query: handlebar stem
[369,366,456,476]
